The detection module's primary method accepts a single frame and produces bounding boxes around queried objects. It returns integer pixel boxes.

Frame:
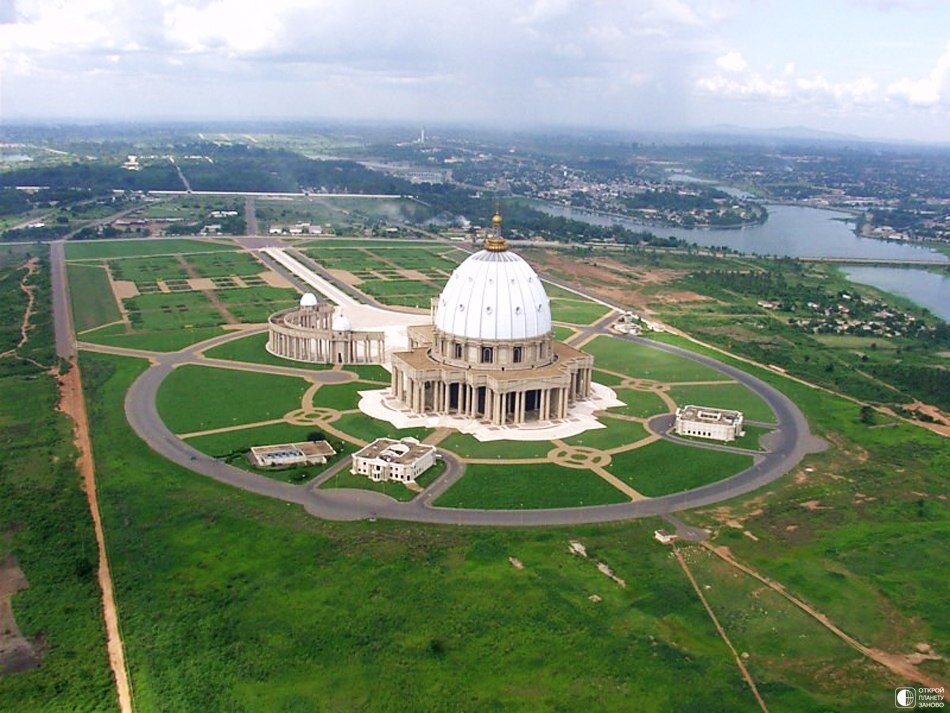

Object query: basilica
[389,214,594,426]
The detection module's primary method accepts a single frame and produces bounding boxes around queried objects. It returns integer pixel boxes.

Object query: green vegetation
[214,286,299,323]
[66,263,120,332]
[439,433,555,460]
[125,292,223,332]
[563,419,649,451]
[183,251,265,277]
[108,255,189,284]
[0,258,114,710]
[609,388,669,418]
[434,463,629,509]
[345,364,390,382]
[330,412,430,445]
[667,382,775,423]
[319,471,418,502]
[607,441,752,496]
[157,365,309,433]
[552,325,577,341]
[311,381,370,410]
[584,336,730,382]
[80,324,227,352]
[65,238,236,260]
[202,332,332,369]
[550,298,612,325]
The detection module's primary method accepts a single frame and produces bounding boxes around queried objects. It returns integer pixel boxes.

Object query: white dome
[300,292,318,307]
[332,312,352,331]
[434,249,551,340]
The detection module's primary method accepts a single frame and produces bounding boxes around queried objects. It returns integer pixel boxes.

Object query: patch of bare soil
[111,280,139,300]
[327,269,362,286]
[799,500,830,511]
[258,270,293,288]
[901,401,950,437]
[0,554,40,674]
[185,277,216,291]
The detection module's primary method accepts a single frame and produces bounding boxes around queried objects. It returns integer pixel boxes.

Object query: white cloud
[887,41,950,106]
[715,51,746,72]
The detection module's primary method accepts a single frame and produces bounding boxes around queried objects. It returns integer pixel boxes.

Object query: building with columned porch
[267,293,385,365]
[389,213,593,426]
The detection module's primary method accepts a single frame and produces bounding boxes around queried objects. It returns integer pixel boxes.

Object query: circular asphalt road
[122,327,826,526]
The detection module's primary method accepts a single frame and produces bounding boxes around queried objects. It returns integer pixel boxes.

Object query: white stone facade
[350,437,437,483]
[674,405,744,443]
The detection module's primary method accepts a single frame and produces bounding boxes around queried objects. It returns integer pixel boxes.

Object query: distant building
[674,405,744,443]
[248,440,336,468]
[653,529,678,545]
[350,437,437,483]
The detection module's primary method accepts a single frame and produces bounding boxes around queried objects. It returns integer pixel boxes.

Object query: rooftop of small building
[676,405,743,424]
[354,437,435,465]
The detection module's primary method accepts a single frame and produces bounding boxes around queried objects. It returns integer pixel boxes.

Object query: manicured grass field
[214,286,299,322]
[319,471,418,502]
[346,364,391,382]
[66,263,121,331]
[609,388,669,418]
[65,238,237,260]
[311,381,371,410]
[76,351,908,712]
[125,291,225,331]
[79,324,228,352]
[668,382,775,423]
[439,433,555,460]
[434,462,629,509]
[330,412,430,445]
[552,325,577,341]
[185,423,355,483]
[562,419,649,451]
[108,256,189,284]
[157,365,309,433]
[584,336,730,383]
[606,440,752,496]
[202,332,332,369]
[591,368,625,386]
[183,251,265,277]
[550,298,612,325]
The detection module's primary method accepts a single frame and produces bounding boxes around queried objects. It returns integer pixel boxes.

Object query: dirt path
[701,542,945,689]
[173,254,238,325]
[0,258,40,360]
[674,547,769,712]
[59,361,133,713]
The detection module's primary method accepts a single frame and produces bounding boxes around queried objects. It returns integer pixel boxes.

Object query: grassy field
[434,463,630,509]
[562,419,649,451]
[65,238,237,260]
[330,412,430,445]
[108,255,189,285]
[439,433,555,460]
[214,286,299,323]
[549,298,612,325]
[584,336,730,383]
[668,382,775,423]
[202,332,333,369]
[66,263,121,332]
[157,365,310,433]
[183,251,265,277]
[319,471,418,501]
[72,346,911,711]
[185,423,356,484]
[0,259,114,711]
[606,440,753,496]
[311,381,371,410]
[79,324,228,352]
[609,388,669,418]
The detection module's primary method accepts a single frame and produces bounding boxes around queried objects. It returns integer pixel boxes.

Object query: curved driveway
[121,325,826,526]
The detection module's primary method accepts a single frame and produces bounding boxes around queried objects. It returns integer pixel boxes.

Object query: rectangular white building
[674,405,744,443]
[350,437,437,483]
[248,441,336,468]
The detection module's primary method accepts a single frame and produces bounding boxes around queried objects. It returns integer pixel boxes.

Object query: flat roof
[677,405,742,425]
[354,438,434,465]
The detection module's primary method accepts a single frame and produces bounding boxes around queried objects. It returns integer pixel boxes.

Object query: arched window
[454,343,463,359]
[512,346,523,363]
[480,346,494,364]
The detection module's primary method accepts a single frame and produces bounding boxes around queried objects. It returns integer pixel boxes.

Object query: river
[535,201,949,263]
[839,266,950,321]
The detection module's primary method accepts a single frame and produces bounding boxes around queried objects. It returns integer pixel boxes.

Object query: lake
[535,201,949,263]
[840,266,950,321]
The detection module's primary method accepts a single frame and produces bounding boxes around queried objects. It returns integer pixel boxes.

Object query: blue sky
[1,0,948,141]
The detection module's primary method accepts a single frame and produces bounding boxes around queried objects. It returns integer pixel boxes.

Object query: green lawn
[125,291,225,332]
[439,433,555,460]
[584,336,730,383]
[67,263,121,331]
[183,251,266,277]
[345,364,391,382]
[185,423,355,484]
[562,419,649,451]
[609,388,669,418]
[668,382,775,423]
[550,299,612,325]
[330,412,430,444]
[157,365,309,433]
[319,471,418,502]
[434,463,629,509]
[80,325,228,352]
[606,440,752,496]
[74,350,905,712]
[65,238,237,260]
[311,381,371,410]
[552,325,577,341]
[108,256,189,284]
[202,332,333,369]
[215,287,299,323]
[591,369,625,386]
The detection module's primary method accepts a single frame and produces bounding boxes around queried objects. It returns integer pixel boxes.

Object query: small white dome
[434,249,551,340]
[300,292,318,307]
[332,312,352,331]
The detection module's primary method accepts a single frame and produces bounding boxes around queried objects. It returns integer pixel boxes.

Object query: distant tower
[420,127,426,145]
